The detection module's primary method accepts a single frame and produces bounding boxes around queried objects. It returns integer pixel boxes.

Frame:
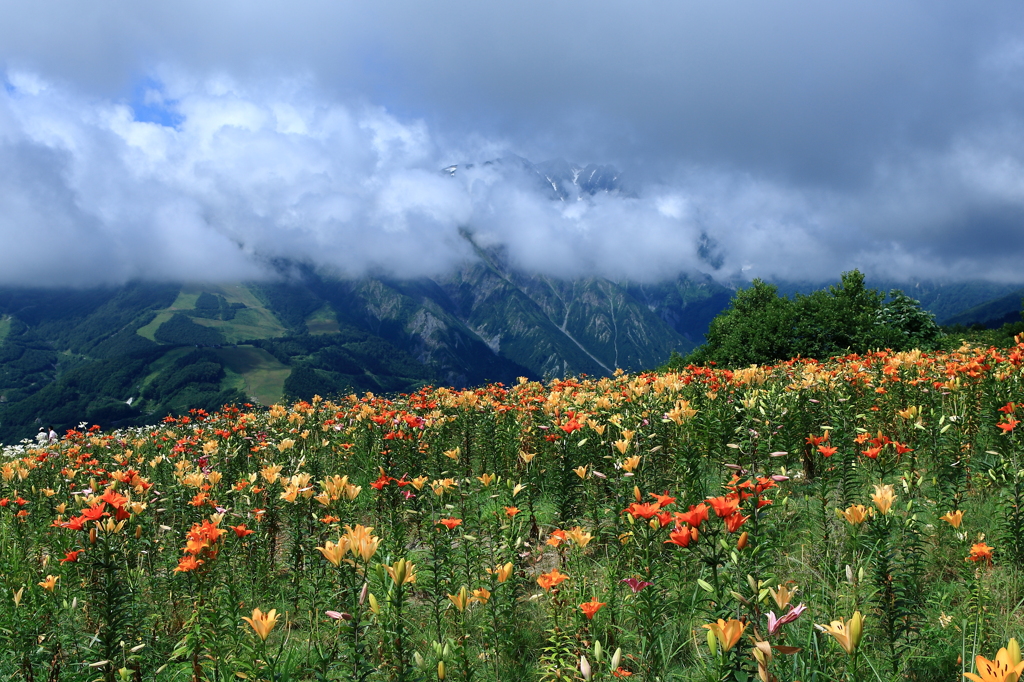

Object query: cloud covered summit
[2,1,1024,286]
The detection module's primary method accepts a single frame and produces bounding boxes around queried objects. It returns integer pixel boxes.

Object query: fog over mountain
[3,2,1024,286]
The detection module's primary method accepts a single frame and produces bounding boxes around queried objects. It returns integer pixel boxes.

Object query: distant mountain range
[1,248,1019,443]
[771,279,1022,326]
[445,156,630,202]
[0,239,735,442]
[1,155,1021,442]
[940,287,1024,328]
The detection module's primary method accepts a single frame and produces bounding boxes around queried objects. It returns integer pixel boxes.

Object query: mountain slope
[4,246,1018,444]
[943,288,1024,328]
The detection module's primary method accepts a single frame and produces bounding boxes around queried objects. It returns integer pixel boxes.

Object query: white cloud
[3,69,1024,288]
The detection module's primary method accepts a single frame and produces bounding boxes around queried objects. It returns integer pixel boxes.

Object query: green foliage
[0,346,250,442]
[190,292,245,321]
[153,313,227,346]
[679,270,943,368]
[875,290,946,350]
[254,331,436,400]
[685,279,797,367]
[0,317,58,405]
[249,281,325,332]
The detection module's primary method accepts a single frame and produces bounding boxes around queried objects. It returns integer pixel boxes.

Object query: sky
[2,0,1024,286]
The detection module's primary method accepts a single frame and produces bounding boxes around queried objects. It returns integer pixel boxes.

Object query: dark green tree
[671,270,942,369]
[685,279,796,367]
[790,270,888,359]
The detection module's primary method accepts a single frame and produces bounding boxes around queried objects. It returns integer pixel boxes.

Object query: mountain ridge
[2,264,1022,444]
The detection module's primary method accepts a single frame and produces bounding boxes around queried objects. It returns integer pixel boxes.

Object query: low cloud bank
[3,70,1024,287]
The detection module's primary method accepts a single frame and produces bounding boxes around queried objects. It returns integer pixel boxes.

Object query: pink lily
[767,603,807,636]
[621,577,653,593]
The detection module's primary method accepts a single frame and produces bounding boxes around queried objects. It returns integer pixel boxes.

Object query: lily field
[5,341,1024,682]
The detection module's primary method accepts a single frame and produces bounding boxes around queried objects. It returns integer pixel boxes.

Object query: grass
[137,347,193,388]
[214,345,291,405]
[305,304,340,335]
[135,311,174,341]
[135,284,289,345]
[168,288,200,311]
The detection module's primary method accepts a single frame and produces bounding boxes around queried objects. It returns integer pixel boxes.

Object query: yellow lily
[344,524,380,562]
[565,526,594,548]
[316,539,349,567]
[487,561,513,583]
[242,608,278,641]
[448,586,470,612]
[871,485,896,515]
[621,455,641,473]
[817,611,864,655]
[385,558,417,586]
[840,504,869,525]
[769,584,797,610]
[941,510,964,529]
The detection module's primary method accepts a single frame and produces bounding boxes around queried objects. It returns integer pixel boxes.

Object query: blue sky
[2,0,1024,286]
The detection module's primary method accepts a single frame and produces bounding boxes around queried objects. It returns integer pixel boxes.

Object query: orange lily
[537,568,568,592]
[702,618,746,652]
[964,639,1024,682]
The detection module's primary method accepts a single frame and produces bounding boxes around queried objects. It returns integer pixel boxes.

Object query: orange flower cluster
[967,542,994,566]
[175,518,225,573]
[537,568,568,592]
[59,488,133,532]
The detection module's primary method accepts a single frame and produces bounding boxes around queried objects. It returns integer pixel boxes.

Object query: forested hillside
[1,262,1021,444]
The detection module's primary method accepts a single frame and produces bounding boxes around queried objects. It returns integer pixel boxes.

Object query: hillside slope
[0,259,715,442]
[3,256,1016,444]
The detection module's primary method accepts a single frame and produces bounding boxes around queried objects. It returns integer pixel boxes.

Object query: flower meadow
[5,342,1024,681]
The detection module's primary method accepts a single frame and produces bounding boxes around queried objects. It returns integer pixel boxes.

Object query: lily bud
[611,648,622,670]
[707,628,718,655]
[1008,638,1022,667]
[849,611,864,652]
[633,485,642,503]
[89,527,97,544]
[391,559,407,586]
[368,593,379,616]
[580,655,591,680]
[437,661,446,680]
[737,532,748,550]
[359,582,368,605]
